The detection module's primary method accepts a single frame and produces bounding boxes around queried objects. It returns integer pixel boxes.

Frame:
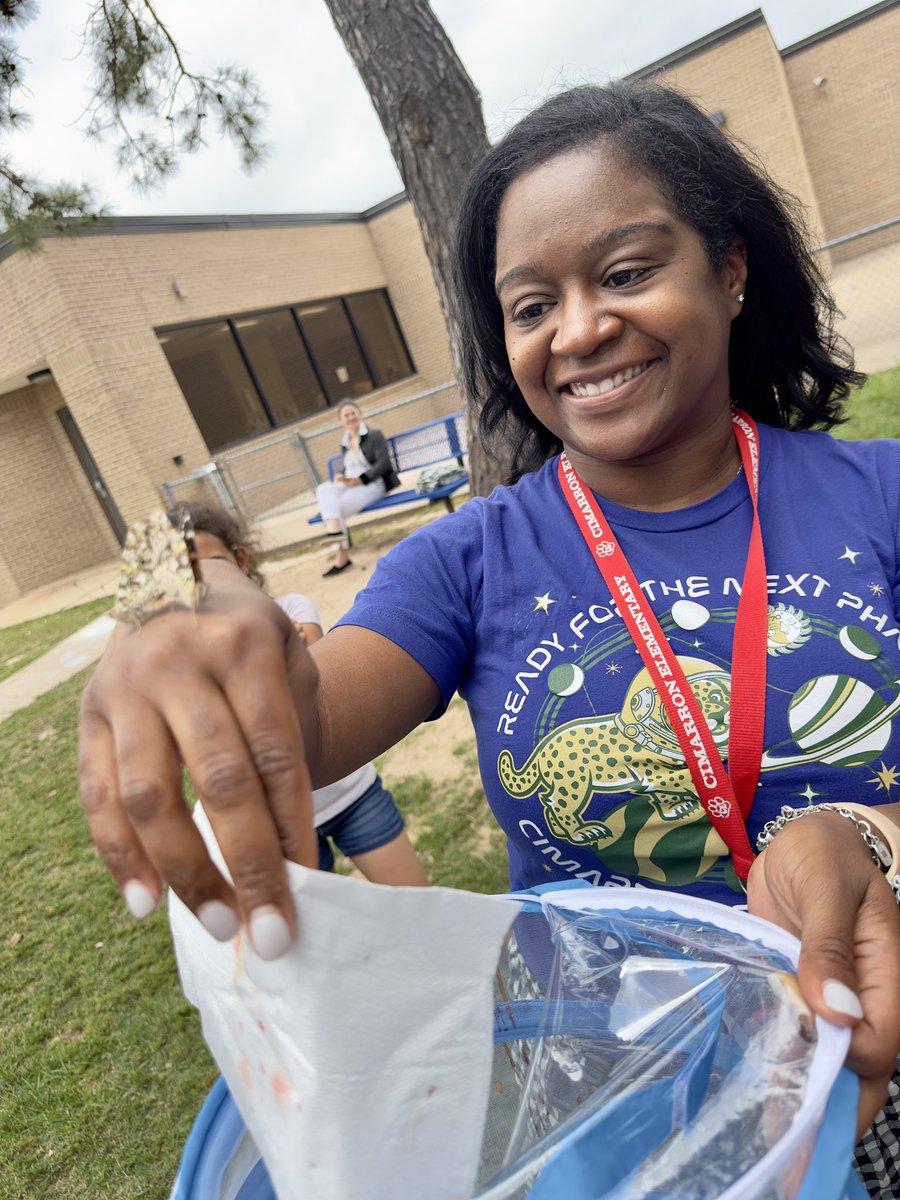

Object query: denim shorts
[317,774,405,871]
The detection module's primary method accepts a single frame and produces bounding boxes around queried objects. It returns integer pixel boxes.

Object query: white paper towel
[169,808,517,1200]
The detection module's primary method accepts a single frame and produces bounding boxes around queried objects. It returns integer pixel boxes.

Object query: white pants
[316,478,387,548]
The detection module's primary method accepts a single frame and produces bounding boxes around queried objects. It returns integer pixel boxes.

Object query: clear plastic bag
[475,888,851,1200]
[172,887,855,1200]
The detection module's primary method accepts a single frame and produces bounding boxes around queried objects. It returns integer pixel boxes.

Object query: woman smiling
[80,80,900,1195]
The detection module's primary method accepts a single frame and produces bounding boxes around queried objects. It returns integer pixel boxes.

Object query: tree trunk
[323,0,512,495]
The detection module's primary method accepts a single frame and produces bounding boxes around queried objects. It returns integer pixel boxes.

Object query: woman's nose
[551,294,622,358]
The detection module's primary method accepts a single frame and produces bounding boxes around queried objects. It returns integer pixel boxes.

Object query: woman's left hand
[748,809,900,1136]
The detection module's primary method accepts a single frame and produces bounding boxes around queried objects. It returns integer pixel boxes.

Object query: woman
[80,81,900,1190]
[315,400,400,576]
[177,500,428,888]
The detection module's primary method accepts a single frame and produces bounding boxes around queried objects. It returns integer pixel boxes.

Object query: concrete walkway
[0,615,116,722]
[0,486,463,721]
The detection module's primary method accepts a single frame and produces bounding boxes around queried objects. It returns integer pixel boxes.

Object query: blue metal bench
[307,411,469,525]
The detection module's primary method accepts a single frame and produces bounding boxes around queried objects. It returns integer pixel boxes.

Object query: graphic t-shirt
[338,426,900,905]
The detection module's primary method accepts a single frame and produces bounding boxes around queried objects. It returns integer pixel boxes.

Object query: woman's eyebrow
[495,220,674,297]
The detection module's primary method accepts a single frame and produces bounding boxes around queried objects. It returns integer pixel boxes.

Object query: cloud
[4,0,866,217]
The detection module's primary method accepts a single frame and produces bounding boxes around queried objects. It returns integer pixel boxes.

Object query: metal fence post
[292,431,323,485]
[208,463,238,511]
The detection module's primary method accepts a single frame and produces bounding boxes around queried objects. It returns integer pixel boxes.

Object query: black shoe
[323,560,353,577]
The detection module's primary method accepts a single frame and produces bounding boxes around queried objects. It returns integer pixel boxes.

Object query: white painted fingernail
[249,906,293,961]
[197,900,241,942]
[823,978,864,1019]
[123,880,157,920]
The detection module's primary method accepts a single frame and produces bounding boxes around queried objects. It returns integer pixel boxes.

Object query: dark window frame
[156,288,415,452]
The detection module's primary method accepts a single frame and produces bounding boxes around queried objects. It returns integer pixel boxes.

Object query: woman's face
[340,404,362,435]
[193,531,250,576]
[494,142,746,481]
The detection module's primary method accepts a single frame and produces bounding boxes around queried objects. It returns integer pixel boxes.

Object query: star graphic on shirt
[692,638,704,648]
[569,642,581,652]
[869,583,885,596]
[796,782,822,804]
[533,593,557,613]
[839,546,861,565]
[606,662,622,675]
[868,761,900,796]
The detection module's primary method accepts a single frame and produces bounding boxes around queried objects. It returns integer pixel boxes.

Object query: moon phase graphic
[838,625,881,661]
[548,663,586,697]
[670,600,711,631]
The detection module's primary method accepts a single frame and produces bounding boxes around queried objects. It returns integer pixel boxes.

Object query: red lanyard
[557,411,767,879]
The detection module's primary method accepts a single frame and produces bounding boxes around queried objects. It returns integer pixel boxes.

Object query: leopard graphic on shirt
[497,604,900,893]
[497,657,729,844]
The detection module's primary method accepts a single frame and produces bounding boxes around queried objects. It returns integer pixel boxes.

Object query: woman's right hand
[78,560,320,960]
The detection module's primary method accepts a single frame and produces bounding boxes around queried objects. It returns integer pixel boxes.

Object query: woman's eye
[511,301,550,324]
[605,266,649,289]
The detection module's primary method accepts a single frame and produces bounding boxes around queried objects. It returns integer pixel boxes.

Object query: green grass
[834,365,900,441]
[0,671,218,1199]
[0,596,113,684]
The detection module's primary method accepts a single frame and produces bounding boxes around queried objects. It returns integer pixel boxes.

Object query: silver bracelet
[757,803,900,905]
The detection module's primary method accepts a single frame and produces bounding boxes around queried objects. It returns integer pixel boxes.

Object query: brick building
[0,1,897,604]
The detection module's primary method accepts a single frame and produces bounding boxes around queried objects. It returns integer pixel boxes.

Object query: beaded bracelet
[756,803,900,906]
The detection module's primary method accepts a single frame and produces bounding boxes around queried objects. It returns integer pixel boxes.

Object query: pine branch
[0,0,266,246]
[83,0,267,190]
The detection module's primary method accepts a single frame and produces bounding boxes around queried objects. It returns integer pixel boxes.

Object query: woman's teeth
[569,361,651,397]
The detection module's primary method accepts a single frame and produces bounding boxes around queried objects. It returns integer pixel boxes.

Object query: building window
[295,300,374,404]
[345,290,414,387]
[157,290,414,452]
[158,322,270,447]
[232,310,327,424]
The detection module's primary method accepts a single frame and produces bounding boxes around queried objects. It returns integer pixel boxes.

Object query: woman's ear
[725,236,748,306]
[233,546,252,576]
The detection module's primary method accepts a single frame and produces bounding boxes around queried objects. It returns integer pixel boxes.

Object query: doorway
[56,407,128,545]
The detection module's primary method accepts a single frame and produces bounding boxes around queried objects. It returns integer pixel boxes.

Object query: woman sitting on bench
[315,401,400,577]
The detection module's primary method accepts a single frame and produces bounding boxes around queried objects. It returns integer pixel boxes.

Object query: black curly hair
[453,79,862,481]
[168,501,266,589]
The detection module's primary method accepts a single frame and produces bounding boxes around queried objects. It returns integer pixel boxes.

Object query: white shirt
[277,593,377,825]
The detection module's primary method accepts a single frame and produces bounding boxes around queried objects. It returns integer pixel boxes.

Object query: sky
[6,0,875,218]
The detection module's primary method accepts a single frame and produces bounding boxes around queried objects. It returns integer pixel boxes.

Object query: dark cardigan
[347,428,400,492]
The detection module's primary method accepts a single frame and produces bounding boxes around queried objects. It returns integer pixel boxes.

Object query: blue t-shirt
[338,425,900,905]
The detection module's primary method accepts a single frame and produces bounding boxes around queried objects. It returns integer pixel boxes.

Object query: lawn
[1,672,502,1199]
[835,364,900,440]
[0,596,113,684]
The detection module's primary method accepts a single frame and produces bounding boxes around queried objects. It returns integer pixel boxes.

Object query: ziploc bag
[170,877,857,1200]
[475,887,854,1200]
[169,867,517,1200]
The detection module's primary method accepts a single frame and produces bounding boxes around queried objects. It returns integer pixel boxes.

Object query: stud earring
[737,292,745,303]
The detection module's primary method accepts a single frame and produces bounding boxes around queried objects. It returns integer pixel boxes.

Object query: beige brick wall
[0,211,456,595]
[0,379,120,602]
[660,20,824,241]
[784,5,900,253]
[366,202,454,385]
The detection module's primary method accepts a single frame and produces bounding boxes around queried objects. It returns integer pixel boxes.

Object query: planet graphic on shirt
[670,600,711,631]
[838,625,881,662]
[780,674,898,768]
[548,663,586,697]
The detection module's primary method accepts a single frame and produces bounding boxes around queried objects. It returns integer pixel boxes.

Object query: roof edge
[0,196,412,263]
[782,0,899,56]
[628,10,765,79]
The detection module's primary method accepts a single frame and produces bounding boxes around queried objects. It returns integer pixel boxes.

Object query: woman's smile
[561,357,659,401]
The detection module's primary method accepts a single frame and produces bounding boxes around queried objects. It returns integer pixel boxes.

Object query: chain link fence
[813,216,900,377]
[162,380,463,519]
